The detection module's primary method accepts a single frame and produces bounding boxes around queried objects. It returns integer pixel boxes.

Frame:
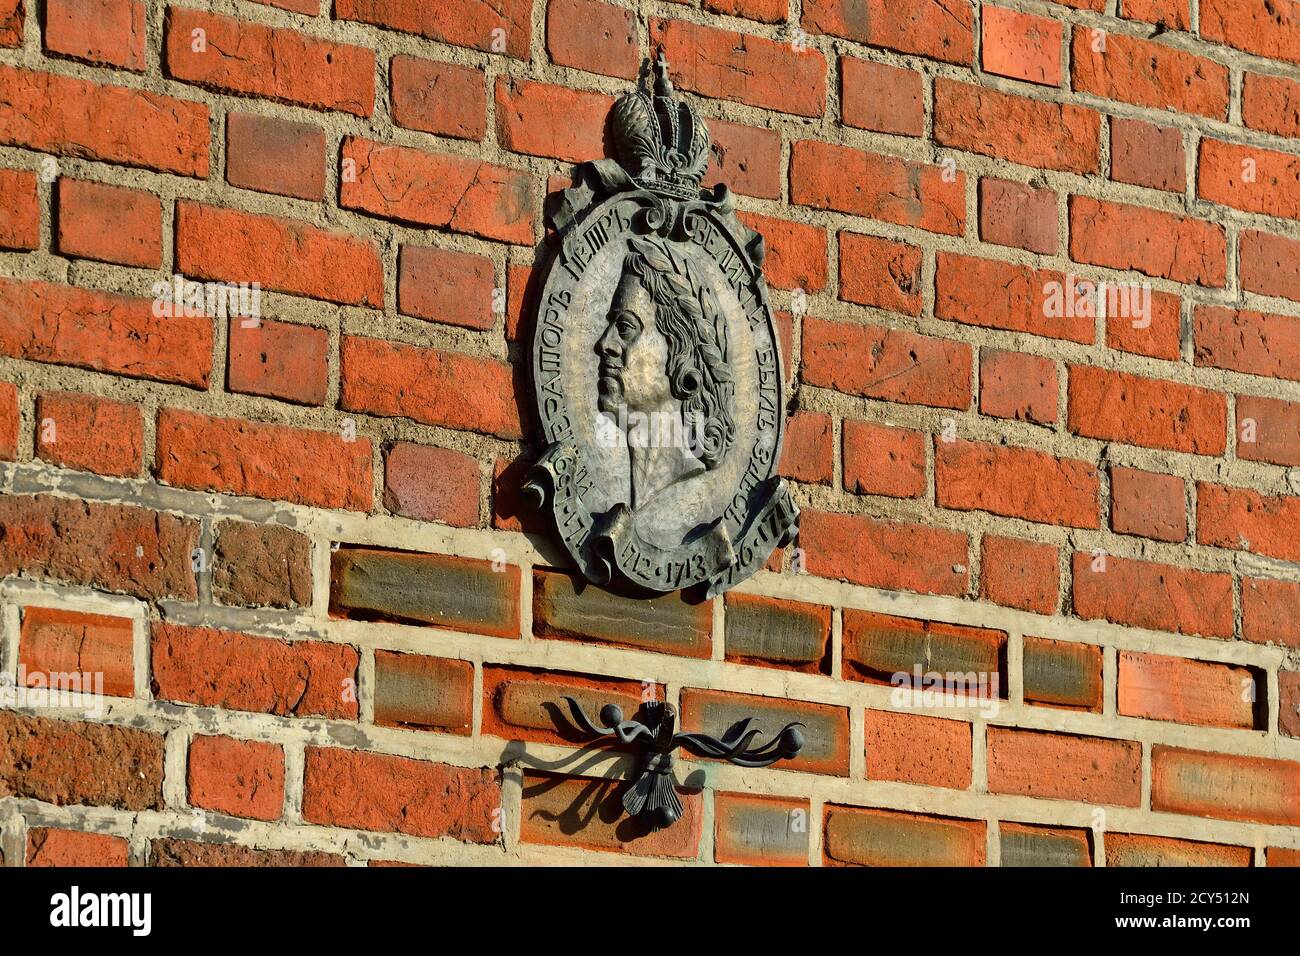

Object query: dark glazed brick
[999,822,1092,866]
[679,689,849,776]
[724,592,830,673]
[1022,636,1102,711]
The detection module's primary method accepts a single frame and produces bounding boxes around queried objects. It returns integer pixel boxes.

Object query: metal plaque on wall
[525,53,798,598]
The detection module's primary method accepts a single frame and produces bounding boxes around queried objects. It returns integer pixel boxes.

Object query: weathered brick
[702,118,781,200]
[225,112,325,201]
[736,211,827,292]
[374,650,473,734]
[0,380,15,461]
[979,350,1057,424]
[533,568,711,658]
[1282,672,1300,739]
[839,231,922,315]
[1199,139,1300,221]
[1269,847,1300,866]
[1072,29,1228,118]
[981,537,1058,615]
[1107,833,1251,867]
[150,838,342,867]
[390,55,486,140]
[211,520,313,609]
[0,0,21,46]
[1120,0,1189,29]
[840,57,924,136]
[398,244,495,330]
[1243,73,1300,139]
[331,547,520,639]
[482,667,652,746]
[1197,483,1300,563]
[1022,636,1101,711]
[802,316,972,410]
[1071,552,1233,638]
[842,419,926,499]
[1194,306,1300,382]
[151,622,358,719]
[0,710,163,809]
[0,494,199,600]
[335,0,532,58]
[0,168,37,250]
[935,254,1092,344]
[56,177,159,267]
[724,593,830,674]
[982,6,1061,86]
[778,411,832,485]
[1110,466,1186,542]
[1110,118,1185,192]
[1105,289,1182,361]
[979,178,1057,255]
[226,317,328,407]
[865,710,971,789]
[27,828,129,867]
[156,408,373,511]
[824,806,985,867]
[1236,395,1300,467]
[1244,578,1300,649]
[0,278,212,387]
[802,510,970,596]
[546,0,637,79]
[188,735,285,821]
[1119,652,1259,730]
[35,391,143,477]
[1152,746,1300,826]
[46,0,145,70]
[165,8,374,116]
[936,439,1099,529]
[714,793,808,867]
[1240,230,1300,303]
[1000,823,1092,867]
[1070,196,1226,287]
[843,609,1005,688]
[1067,365,1227,455]
[988,727,1140,806]
[495,78,612,164]
[383,441,480,527]
[803,0,974,65]
[680,689,848,776]
[1200,0,1300,66]
[20,606,134,698]
[792,140,965,236]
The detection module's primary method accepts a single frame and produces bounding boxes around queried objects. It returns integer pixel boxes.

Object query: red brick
[0,494,198,600]
[505,263,540,343]
[1237,395,1300,467]
[156,408,372,511]
[398,245,495,330]
[981,536,1058,614]
[1105,289,1181,361]
[176,201,383,308]
[390,55,485,140]
[35,391,142,478]
[45,0,145,70]
[1109,118,1185,192]
[703,119,781,200]
[225,112,325,201]
[839,232,922,315]
[714,793,808,867]
[842,609,1006,689]
[802,510,969,596]
[0,0,21,46]
[1270,847,1300,867]
[778,411,832,485]
[165,8,373,116]
[20,606,134,698]
[1109,466,1186,542]
[0,168,38,250]
[935,254,1092,343]
[1153,746,1300,826]
[1243,73,1300,139]
[303,746,500,841]
[802,316,972,410]
[252,0,319,11]
[988,727,1140,806]
[26,829,129,867]
[936,439,1099,529]
[1244,578,1300,649]
[824,806,985,867]
[188,736,285,821]
[211,520,312,609]
[374,651,473,734]
[649,18,826,117]
[724,593,831,674]
[843,419,926,499]
[1022,636,1100,710]
[1072,29,1227,119]
[56,177,160,268]
[1107,833,1250,867]
[226,317,329,406]
[384,441,480,527]
[546,0,638,79]
[1120,0,1189,30]
[1197,483,1300,563]
[521,770,700,858]
[705,0,785,21]
[680,688,850,776]
[341,136,534,245]
[979,178,1057,255]
[1067,365,1227,455]
[736,211,826,292]
[341,335,522,440]
[0,66,208,176]
[1201,0,1300,66]
[1194,305,1300,382]
[1240,230,1300,303]
[979,350,1057,424]
[803,0,974,65]
[0,710,163,809]
[982,6,1062,86]
[934,78,1100,173]
[495,78,612,164]
[482,667,652,746]
[150,838,342,867]
[0,380,16,460]
[865,710,971,789]
[1119,652,1259,730]
[1070,196,1225,287]
[1199,139,1300,221]
[1283,672,1300,739]
[791,140,965,236]
[335,0,532,58]
[840,57,924,136]
[152,622,358,719]
[1071,552,1233,638]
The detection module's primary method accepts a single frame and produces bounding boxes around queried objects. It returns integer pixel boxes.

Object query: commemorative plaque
[526,53,798,598]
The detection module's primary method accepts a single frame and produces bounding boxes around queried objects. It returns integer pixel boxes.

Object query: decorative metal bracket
[561,697,805,831]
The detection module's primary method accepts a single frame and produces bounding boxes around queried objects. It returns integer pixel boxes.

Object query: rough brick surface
[20,606,134,698]
[35,391,143,477]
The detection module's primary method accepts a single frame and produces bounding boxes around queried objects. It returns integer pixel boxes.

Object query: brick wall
[0,0,1298,867]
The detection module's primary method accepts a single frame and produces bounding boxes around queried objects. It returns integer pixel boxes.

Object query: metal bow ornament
[562,697,805,831]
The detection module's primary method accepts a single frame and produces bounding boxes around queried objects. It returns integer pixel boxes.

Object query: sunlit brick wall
[0,0,1298,867]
